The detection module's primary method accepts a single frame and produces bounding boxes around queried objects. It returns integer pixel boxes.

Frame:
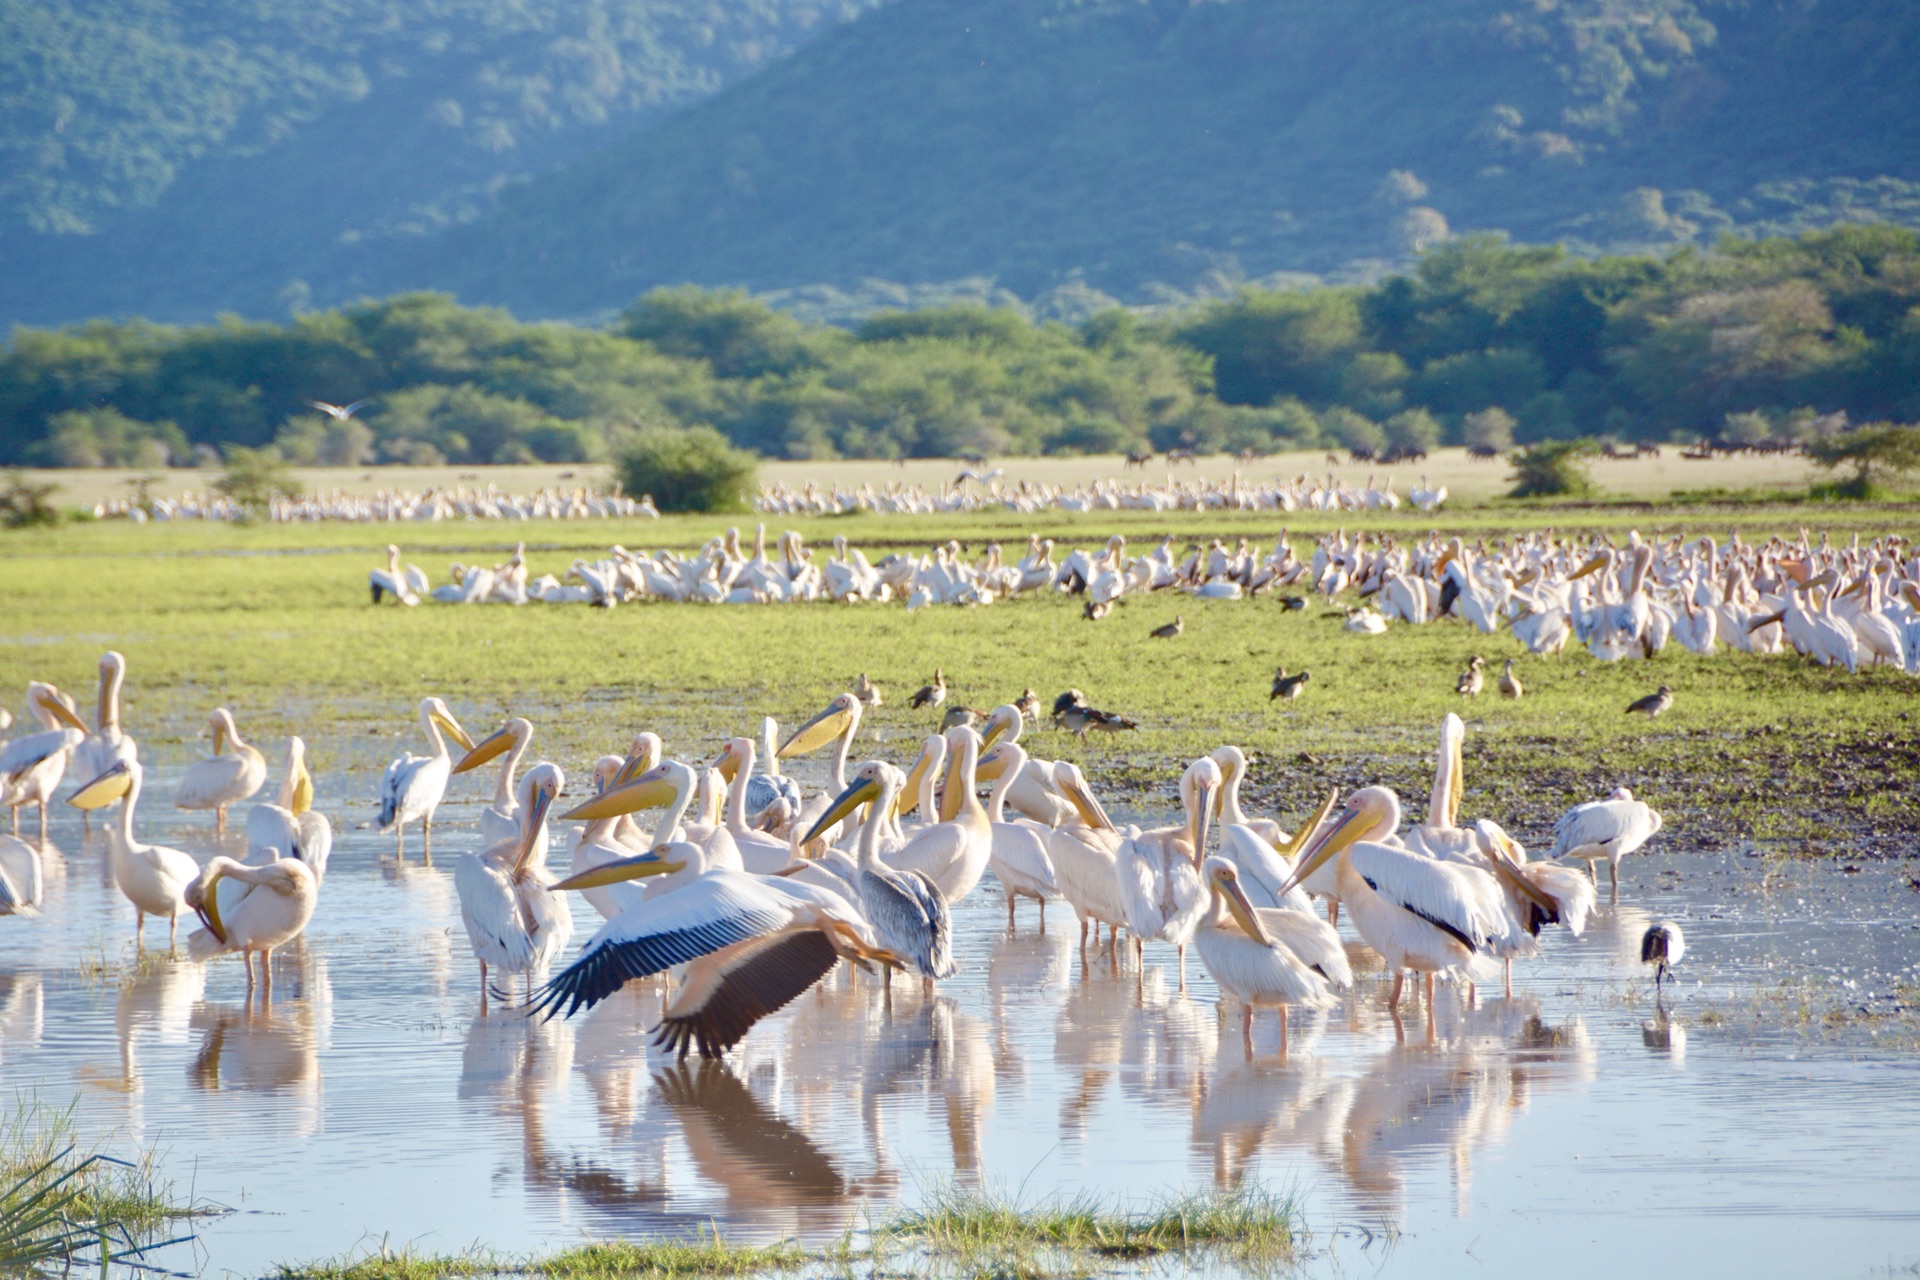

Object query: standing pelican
[807,761,955,992]
[175,708,269,834]
[243,736,332,884]
[1116,756,1217,987]
[886,726,992,903]
[1548,787,1663,897]
[1195,858,1337,1053]
[977,742,1056,929]
[1403,713,1478,861]
[73,651,135,781]
[712,737,795,873]
[0,832,43,918]
[455,763,573,1003]
[569,756,646,921]
[1277,787,1510,1014]
[69,757,200,949]
[377,698,473,856]
[1467,819,1597,995]
[1,683,88,839]
[1044,762,1128,953]
[185,855,318,990]
[450,716,534,847]
[777,692,864,837]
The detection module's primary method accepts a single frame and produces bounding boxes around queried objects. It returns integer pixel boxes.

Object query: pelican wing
[0,729,81,782]
[377,752,436,828]
[177,754,257,809]
[455,853,535,973]
[1256,907,1351,987]
[1219,825,1311,912]
[295,811,333,883]
[862,866,954,979]
[988,821,1055,894]
[532,872,794,1019]
[0,837,41,916]
[652,928,842,1059]
[1347,842,1500,953]
[245,804,301,862]
[1550,800,1641,858]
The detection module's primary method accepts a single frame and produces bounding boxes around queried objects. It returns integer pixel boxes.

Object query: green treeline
[5,227,1918,468]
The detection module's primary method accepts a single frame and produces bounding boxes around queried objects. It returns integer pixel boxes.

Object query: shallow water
[3,756,1918,1280]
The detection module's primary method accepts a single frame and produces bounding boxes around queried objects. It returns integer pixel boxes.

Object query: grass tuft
[271,1233,809,1280]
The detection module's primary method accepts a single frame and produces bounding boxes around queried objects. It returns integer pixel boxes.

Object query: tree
[1384,407,1441,452]
[1507,438,1599,498]
[1806,423,1920,497]
[1322,406,1385,454]
[213,447,303,512]
[0,471,62,527]
[1462,407,1516,451]
[617,426,758,513]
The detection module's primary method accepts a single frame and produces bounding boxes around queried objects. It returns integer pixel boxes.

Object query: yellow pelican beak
[1569,553,1611,580]
[552,848,685,891]
[806,775,882,845]
[40,691,87,733]
[194,868,229,945]
[975,746,1011,783]
[981,710,1016,749]
[212,719,228,756]
[560,772,675,821]
[895,746,935,820]
[452,725,517,775]
[433,711,475,753]
[68,762,132,810]
[1191,780,1215,860]
[1274,801,1367,899]
[290,756,315,815]
[779,701,853,759]
[1215,870,1272,946]
[1283,789,1339,861]
[513,782,557,872]
[1447,736,1464,829]
[714,747,742,783]
[1060,772,1116,833]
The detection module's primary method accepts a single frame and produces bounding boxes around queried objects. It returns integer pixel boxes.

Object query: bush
[0,472,62,528]
[1507,438,1599,498]
[1384,407,1441,451]
[214,446,303,511]
[1321,406,1384,454]
[617,426,758,513]
[1805,422,1920,498]
[1462,407,1517,451]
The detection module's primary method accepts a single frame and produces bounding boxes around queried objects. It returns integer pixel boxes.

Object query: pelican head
[712,736,753,782]
[779,693,860,759]
[590,754,625,793]
[452,716,532,775]
[206,707,242,755]
[560,760,684,821]
[981,704,1023,748]
[1276,785,1400,899]
[894,735,946,820]
[421,698,475,752]
[28,682,87,733]
[512,763,563,870]
[97,651,126,730]
[188,863,229,945]
[976,740,1028,784]
[1051,762,1116,833]
[287,736,314,814]
[552,842,689,891]
[69,757,138,810]
[617,733,664,784]
[1182,756,1223,860]
[805,760,903,844]
[1204,857,1272,945]
[1471,818,1561,920]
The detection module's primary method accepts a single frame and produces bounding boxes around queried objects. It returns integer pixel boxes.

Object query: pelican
[376,698,474,856]
[1403,713,1478,861]
[742,717,803,827]
[535,841,896,1057]
[712,737,795,873]
[567,758,742,875]
[184,854,318,990]
[1,683,88,839]
[0,833,43,917]
[69,757,200,949]
[174,708,269,834]
[450,716,534,847]
[806,761,955,991]
[884,726,992,903]
[455,763,573,1002]
[1116,757,1217,987]
[370,544,421,605]
[1467,819,1596,993]
[777,692,863,836]
[1548,787,1663,897]
[73,651,135,781]
[976,742,1056,929]
[1277,787,1511,1013]
[1195,858,1337,1052]
[243,736,332,884]
[1043,762,1128,953]
[569,755,648,920]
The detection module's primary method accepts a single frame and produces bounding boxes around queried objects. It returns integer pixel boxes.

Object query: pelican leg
[1584,859,1598,885]
[479,960,489,1011]
[395,823,405,860]
[1079,918,1089,952]
[8,805,16,837]
[1241,1005,1254,1058]
[1038,898,1046,932]
[1467,981,1477,1010]
[243,950,256,991]
[1387,971,1403,1012]
[168,912,178,952]
[135,910,145,951]
[1503,959,1513,999]
[1007,895,1015,932]
[423,818,434,866]
[1328,900,1339,927]
[215,804,227,836]
[1608,858,1620,901]
[82,809,91,835]
[38,803,48,842]
[1278,1004,1289,1058]
[1176,943,1187,994]
[1425,972,1437,1018]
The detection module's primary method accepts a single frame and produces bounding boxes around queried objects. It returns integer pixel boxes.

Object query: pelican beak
[452,725,515,775]
[195,868,229,945]
[1191,780,1215,861]
[938,748,968,822]
[1274,802,1366,899]
[514,781,558,871]
[68,761,132,810]
[1570,553,1611,580]
[560,772,674,821]
[290,757,315,816]
[433,711,475,752]
[714,748,743,782]
[1448,737,1464,829]
[981,711,1015,749]
[552,849,684,891]
[40,691,87,733]
[212,720,228,756]
[805,775,882,845]
[1061,773,1117,833]
[895,749,933,819]
[975,746,1010,784]
[1283,789,1339,861]
[1217,871,1273,947]
[1746,609,1786,633]
[779,702,853,759]
[615,746,656,785]
[1488,833,1558,920]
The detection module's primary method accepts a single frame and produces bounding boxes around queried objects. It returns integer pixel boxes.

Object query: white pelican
[1641,920,1684,992]
[976,742,1056,929]
[535,840,897,1057]
[376,697,474,856]
[1548,787,1663,897]
[450,716,534,847]
[69,756,200,949]
[1116,756,1217,987]
[184,854,318,989]
[1,683,88,839]
[1278,787,1510,1013]
[777,692,864,836]
[0,834,43,917]
[568,755,647,920]
[1043,762,1128,953]
[560,758,743,885]
[174,708,269,834]
[73,651,136,781]
[1195,858,1337,1052]
[978,704,1074,826]
[1403,713,1478,862]
[370,544,422,605]
[455,763,573,1002]
[712,737,795,873]
[1209,745,1284,847]
[884,726,992,903]
[243,736,332,884]
[807,761,955,990]
[1465,819,1597,995]
[743,717,803,827]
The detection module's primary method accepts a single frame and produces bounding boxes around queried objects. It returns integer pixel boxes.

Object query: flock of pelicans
[93,485,656,525]
[370,522,1920,675]
[0,651,1682,1061]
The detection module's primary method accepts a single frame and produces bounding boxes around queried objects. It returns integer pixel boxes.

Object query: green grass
[272,1236,809,1280]
[2,508,1916,855]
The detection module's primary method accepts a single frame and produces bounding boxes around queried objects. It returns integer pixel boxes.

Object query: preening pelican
[73,651,135,782]
[1468,818,1597,995]
[1548,787,1663,897]
[456,763,572,1002]
[70,757,200,949]
[1,683,88,839]
[0,834,44,917]
[976,742,1056,929]
[1195,858,1337,1052]
[807,761,956,990]
[535,842,896,1058]
[978,705,1074,826]
[1044,762,1128,952]
[243,736,332,884]
[743,717,803,827]
[1279,787,1511,1013]
[1403,713,1478,862]
[377,698,473,856]
[451,716,534,848]
[174,708,269,834]
[885,726,992,903]
[1117,756,1217,987]
[185,855,318,989]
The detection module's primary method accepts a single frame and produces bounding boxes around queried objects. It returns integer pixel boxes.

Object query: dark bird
[908,669,948,711]
[1057,703,1138,741]
[1053,688,1088,718]
[1083,599,1113,622]
[1013,688,1042,723]
[940,705,987,732]
[1455,655,1485,698]
[1438,575,1461,619]
[1149,615,1184,639]
[1270,668,1311,701]
[1625,685,1673,719]
[1278,596,1308,611]
[307,398,374,420]
[1641,920,1685,991]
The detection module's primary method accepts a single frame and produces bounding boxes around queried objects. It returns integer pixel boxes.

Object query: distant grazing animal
[909,670,948,711]
[1641,920,1684,991]
[1271,668,1311,701]
[1625,686,1673,718]
[1124,451,1155,469]
[1499,658,1523,700]
[1150,615,1184,639]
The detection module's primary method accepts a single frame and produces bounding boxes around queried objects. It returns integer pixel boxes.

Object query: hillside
[0,0,877,327]
[389,0,1920,315]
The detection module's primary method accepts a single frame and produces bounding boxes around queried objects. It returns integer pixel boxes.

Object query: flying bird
[1625,686,1673,718]
[308,398,373,420]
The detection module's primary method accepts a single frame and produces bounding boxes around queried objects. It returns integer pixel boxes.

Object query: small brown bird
[909,669,948,711]
[854,672,883,707]
[1057,703,1138,740]
[1498,658,1523,700]
[1083,599,1113,622]
[1625,685,1673,718]
[1271,668,1311,700]
[1456,656,1485,699]
[1014,688,1042,723]
[940,705,987,731]
[1149,615,1184,639]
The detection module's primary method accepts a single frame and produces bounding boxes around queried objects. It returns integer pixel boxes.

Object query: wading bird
[455,763,572,1004]
[909,670,948,711]
[1,683,88,839]
[73,651,135,783]
[0,832,43,918]
[1625,686,1673,719]
[977,742,1057,929]
[1117,756,1218,987]
[175,708,268,834]
[452,717,535,848]
[70,757,199,950]
[1499,659,1523,699]
[1641,920,1684,993]
[185,853,318,991]
[854,673,883,707]
[1549,787,1663,897]
[1195,859,1338,1053]
[1043,762,1128,954]
[244,736,331,884]
[1270,669,1310,701]
[377,698,473,856]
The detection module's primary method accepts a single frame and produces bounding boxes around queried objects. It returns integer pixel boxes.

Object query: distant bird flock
[755,471,1447,515]
[94,485,656,524]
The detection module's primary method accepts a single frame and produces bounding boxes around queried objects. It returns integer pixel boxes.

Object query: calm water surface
[3,756,1917,1280]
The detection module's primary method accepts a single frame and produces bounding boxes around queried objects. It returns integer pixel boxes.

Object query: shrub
[617,426,758,513]
[213,446,303,511]
[1462,407,1516,452]
[1507,438,1599,498]
[0,472,62,528]
[1805,422,1920,498]
[1321,406,1385,454]
[1384,407,1441,451]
